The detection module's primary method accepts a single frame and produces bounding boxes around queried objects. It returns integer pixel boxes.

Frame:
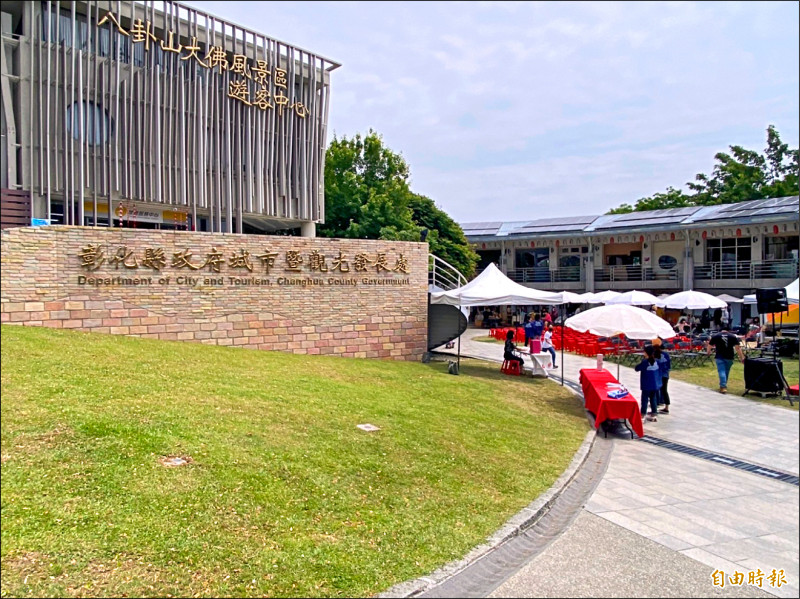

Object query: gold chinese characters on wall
[78,244,411,275]
[98,12,308,117]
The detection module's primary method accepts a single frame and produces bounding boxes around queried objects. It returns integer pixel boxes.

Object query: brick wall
[1,226,429,360]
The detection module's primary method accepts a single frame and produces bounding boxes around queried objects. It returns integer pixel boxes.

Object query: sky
[186,1,799,224]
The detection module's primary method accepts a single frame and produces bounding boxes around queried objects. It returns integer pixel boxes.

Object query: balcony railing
[694,259,798,282]
[507,266,583,284]
[594,266,682,283]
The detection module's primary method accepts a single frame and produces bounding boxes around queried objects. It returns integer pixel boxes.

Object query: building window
[764,236,799,261]
[706,237,751,264]
[658,255,678,270]
[66,101,114,145]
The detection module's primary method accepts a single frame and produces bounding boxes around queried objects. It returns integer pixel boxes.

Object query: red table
[579,368,644,438]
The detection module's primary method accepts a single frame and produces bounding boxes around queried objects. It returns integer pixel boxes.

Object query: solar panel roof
[510,215,598,234]
[593,207,703,229]
[457,196,798,239]
[689,196,799,222]
[460,222,503,236]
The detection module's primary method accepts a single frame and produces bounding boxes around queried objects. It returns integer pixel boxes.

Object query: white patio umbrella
[605,290,661,306]
[659,290,727,310]
[565,304,676,340]
[591,290,621,304]
[565,304,676,377]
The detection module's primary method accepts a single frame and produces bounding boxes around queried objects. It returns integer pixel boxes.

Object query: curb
[377,425,597,598]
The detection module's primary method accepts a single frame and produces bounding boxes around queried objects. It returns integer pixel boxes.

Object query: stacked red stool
[501,360,521,376]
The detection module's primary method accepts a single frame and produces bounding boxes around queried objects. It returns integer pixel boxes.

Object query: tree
[408,193,479,278]
[320,130,478,277]
[607,126,799,213]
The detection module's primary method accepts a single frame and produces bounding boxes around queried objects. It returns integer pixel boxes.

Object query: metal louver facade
[1,1,339,234]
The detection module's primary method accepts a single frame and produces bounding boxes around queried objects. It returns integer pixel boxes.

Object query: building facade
[462,196,799,298]
[1,1,338,235]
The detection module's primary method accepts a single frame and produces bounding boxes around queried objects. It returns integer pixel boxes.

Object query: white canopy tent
[716,294,744,304]
[430,263,562,306]
[554,291,587,304]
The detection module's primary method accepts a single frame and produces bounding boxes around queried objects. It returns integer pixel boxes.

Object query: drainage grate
[640,436,799,486]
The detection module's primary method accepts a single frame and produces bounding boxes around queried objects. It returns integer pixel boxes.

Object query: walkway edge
[377,426,598,598]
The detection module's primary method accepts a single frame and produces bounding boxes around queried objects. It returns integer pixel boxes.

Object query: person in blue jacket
[635,345,662,422]
[654,343,671,415]
[524,313,544,346]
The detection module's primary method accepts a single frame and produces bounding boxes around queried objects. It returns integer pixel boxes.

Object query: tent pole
[560,306,564,386]
[457,303,462,371]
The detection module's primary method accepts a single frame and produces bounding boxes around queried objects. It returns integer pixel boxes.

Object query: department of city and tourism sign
[76,243,412,288]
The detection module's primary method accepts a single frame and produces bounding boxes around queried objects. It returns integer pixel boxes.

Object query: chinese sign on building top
[97,12,308,117]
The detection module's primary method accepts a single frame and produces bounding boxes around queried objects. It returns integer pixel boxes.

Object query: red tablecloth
[579,368,644,438]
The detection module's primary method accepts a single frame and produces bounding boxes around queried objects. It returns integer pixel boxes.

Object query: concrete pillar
[300,221,316,238]
[683,229,694,290]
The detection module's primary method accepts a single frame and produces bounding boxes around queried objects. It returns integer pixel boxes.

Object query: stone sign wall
[1,227,428,360]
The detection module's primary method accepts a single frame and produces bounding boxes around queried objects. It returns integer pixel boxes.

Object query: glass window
[66,101,114,145]
[707,237,750,264]
[559,255,580,267]
[765,235,800,260]
[658,255,677,269]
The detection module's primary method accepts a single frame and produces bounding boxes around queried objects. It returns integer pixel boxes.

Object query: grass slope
[1,325,588,598]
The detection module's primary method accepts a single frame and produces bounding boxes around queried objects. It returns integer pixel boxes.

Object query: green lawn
[1,325,588,598]
[473,336,503,344]
[669,355,799,411]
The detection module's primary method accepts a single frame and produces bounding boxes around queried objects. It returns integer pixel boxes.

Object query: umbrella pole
[560,311,564,386]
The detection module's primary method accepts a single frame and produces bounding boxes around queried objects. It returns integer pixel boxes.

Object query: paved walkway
[436,329,799,598]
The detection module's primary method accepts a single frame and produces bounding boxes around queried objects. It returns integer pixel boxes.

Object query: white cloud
[186,0,799,223]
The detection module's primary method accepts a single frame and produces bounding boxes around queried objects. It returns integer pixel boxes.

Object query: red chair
[501,360,522,376]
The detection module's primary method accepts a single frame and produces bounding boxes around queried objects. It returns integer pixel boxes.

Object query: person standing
[721,305,730,330]
[542,322,558,369]
[524,313,544,346]
[655,344,671,414]
[635,345,662,422]
[706,328,745,394]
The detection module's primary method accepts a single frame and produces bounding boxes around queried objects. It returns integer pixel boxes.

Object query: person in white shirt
[542,322,558,369]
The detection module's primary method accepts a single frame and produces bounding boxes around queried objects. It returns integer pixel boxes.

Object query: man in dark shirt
[706,329,745,394]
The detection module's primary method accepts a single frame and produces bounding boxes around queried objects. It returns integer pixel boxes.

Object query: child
[504,330,526,371]
[654,344,671,415]
[635,345,662,422]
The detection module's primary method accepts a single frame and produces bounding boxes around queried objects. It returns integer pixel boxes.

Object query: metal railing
[428,254,468,291]
[694,259,798,282]
[594,265,682,282]
[507,266,583,284]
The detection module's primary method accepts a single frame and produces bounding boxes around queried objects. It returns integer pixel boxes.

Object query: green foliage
[320,130,477,277]
[607,126,799,213]
[408,194,479,278]
[1,325,587,597]
[320,130,416,240]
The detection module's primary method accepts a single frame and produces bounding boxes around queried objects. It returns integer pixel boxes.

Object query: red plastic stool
[501,359,521,376]
[789,385,799,396]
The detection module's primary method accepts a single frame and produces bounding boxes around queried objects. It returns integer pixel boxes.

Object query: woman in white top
[542,323,558,368]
